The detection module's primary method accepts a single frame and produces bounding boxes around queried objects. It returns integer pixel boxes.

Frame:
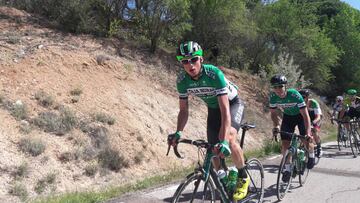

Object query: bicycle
[275,131,310,201]
[331,118,350,151]
[311,127,321,166]
[167,123,264,203]
[348,119,360,157]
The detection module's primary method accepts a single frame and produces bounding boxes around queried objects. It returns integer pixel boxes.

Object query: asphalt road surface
[109,141,360,203]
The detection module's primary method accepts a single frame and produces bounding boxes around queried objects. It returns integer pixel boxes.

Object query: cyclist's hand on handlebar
[214,140,231,158]
[305,134,313,141]
[167,131,181,146]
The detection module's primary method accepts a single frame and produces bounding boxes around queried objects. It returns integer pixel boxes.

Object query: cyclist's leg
[229,98,249,200]
[279,115,296,182]
[207,107,221,170]
[280,115,295,155]
[229,97,245,169]
[297,116,315,169]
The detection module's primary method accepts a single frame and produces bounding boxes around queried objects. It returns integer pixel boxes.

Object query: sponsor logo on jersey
[187,87,216,97]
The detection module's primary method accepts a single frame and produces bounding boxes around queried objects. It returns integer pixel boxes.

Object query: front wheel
[298,149,310,186]
[242,158,265,203]
[349,130,358,158]
[276,150,294,201]
[171,172,216,203]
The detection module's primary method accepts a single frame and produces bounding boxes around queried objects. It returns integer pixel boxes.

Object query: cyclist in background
[299,89,323,158]
[339,89,360,130]
[332,96,344,121]
[168,41,249,200]
[269,74,314,183]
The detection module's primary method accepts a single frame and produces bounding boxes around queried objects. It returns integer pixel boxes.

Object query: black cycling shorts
[207,96,245,145]
[346,107,360,119]
[280,114,306,141]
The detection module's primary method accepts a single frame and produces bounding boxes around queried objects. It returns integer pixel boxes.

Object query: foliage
[98,148,129,172]
[19,137,46,156]
[272,52,311,89]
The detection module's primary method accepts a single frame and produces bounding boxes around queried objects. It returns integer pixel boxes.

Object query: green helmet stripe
[188,41,192,53]
[180,44,185,55]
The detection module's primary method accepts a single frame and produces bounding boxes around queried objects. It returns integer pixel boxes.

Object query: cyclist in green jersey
[269,74,314,183]
[168,41,248,200]
[299,89,323,158]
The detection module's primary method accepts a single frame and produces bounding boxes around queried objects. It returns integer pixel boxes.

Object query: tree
[128,0,191,53]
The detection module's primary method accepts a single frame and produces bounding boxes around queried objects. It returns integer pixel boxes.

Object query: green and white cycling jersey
[308,99,322,115]
[176,64,238,109]
[269,88,306,116]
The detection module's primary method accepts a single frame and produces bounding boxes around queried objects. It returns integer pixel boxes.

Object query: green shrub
[84,163,98,177]
[94,112,115,125]
[10,102,28,120]
[35,91,54,108]
[58,152,74,163]
[33,108,77,135]
[9,182,28,200]
[12,162,29,180]
[35,173,56,194]
[98,148,128,172]
[70,88,83,96]
[134,152,145,164]
[19,138,46,156]
[88,126,109,149]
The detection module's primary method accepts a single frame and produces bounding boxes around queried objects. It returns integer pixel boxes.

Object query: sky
[341,0,360,10]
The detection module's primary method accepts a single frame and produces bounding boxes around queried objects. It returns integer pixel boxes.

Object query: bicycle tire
[349,130,357,158]
[353,130,360,154]
[276,150,294,201]
[298,149,310,186]
[351,130,360,155]
[171,172,216,203]
[240,158,264,203]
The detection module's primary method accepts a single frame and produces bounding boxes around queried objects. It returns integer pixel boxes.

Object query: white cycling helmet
[336,96,343,101]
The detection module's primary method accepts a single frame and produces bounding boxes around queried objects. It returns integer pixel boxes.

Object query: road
[108,141,360,203]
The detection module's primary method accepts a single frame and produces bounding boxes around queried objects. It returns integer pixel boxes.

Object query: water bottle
[217,169,228,188]
[298,149,305,162]
[226,167,238,192]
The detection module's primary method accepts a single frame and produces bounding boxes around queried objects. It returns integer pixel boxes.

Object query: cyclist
[269,74,314,183]
[299,89,323,158]
[168,41,248,200]
[332,96,344,121]
[339,89,360,130]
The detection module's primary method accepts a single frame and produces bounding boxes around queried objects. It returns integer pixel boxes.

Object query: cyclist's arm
[217,94,231,141]
[176,99,189,132]
[299,107,311,136]
[270,108,281,129]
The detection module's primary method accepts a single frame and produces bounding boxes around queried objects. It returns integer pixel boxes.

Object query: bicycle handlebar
[166,138,212,159]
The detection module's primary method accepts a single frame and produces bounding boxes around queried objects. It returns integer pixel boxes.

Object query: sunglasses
[272,85,284,89]
[180,57,200,65]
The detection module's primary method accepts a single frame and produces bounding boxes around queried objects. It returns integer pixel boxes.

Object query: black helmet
[270,74,287,86]
[299,89,310,98]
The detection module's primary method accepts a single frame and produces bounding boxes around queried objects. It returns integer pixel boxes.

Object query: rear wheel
[172,172,216,203]
[276,150,294,201]
[243,158,264,203]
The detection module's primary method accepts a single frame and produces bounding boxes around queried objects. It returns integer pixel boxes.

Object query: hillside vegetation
[0,6,334,202]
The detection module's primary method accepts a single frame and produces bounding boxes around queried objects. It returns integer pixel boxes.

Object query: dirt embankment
[0,6,332,202]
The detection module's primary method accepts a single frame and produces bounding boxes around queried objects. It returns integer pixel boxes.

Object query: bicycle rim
[240,158,264,203]
[299,150,310,186]
[172,172,216,203]
[276,150,293,201]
